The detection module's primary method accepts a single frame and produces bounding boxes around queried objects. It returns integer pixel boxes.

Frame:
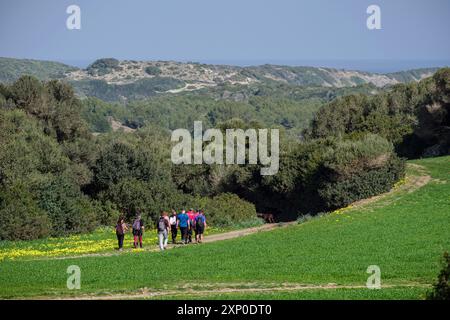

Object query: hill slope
[0,57,78,82]
[0,57,439,101]
[67,59,437,88]
[0,156,448,299]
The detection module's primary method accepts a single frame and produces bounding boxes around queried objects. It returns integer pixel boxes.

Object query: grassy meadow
[0,156,449,299]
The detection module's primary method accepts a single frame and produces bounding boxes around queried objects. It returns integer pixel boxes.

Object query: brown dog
[257,213,275,223]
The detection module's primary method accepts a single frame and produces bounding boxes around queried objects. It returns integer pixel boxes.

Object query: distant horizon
[2,56,449,74]
[2,1,450,74]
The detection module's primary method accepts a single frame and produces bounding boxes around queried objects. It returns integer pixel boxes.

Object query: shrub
[9,75,46,115]
[316,134,405,210]
[87,58,120,76]
[427,252,450,300]
[0,183,51,240]
[99,178,154,221]
[93,142,138,190]
[318,155,405,209]
[434,68,450,103]
[34,175,98,236]
[92,200,120,226]
[194,193,257,227]
[99,177,190,224]
[145,66,162,76]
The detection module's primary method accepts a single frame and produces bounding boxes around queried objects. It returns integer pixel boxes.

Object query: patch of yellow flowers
[0,239,115,261]
[0,227,222,261]
[393,178,406,190]
[332,205,353,216]
[0,230,154,261]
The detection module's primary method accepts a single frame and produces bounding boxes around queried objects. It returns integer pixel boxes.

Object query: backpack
[196,215,205,228]
[132,219,141,230]
[157,217,167,232]
[169,215,177,226]
[116,222,124,234]
[178,214,188,227]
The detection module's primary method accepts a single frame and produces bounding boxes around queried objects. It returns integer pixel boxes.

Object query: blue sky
[1,0,450,70]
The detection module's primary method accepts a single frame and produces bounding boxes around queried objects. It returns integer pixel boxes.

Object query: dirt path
[41,282,430,300]
[350,164,431,209]
[202,222,297,243]
[33,222,297,261]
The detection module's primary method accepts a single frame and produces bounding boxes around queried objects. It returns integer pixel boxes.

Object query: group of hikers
[115,209,207,251]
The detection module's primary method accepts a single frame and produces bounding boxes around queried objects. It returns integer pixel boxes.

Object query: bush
[427,252,450,300]
[0,183,51,240]
[145,66,162,76]
[92,200,120,226]
[0,97,96,239]
[99,178,153,220]
[87,58,120,76]
[9,75,46,115]
[195,193,257,227]
[316,134,405,210]
[434,68,450,103]
[34,175,98,236]
[318,155,405,209]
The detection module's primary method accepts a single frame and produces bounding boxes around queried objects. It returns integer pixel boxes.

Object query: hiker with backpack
[192,209,200,240]
[132,212,145,248]
[156,211,170,251]
[115,215,128,251]
[169,209,178,244]
[195,210,207,243]
[177,209,190,244]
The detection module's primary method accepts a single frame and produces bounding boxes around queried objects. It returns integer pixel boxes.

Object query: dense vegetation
[71,77,186,102]
[0,57,77,83]
[307,68,450,158]
[79,82,379,136]
[1,68,448,240]
[185,128,404,220]
[0,77,264,240]
[0,73,411,239]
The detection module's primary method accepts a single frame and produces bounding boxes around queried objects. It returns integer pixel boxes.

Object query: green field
[0,156,449,299]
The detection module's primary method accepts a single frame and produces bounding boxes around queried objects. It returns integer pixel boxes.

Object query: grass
[0,156,448,299]
[146,287,428,300]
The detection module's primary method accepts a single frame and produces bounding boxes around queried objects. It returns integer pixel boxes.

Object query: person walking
[195,210,207,243]
[132,212,145,248]
[115,215,128,251]
[193,209,200,241]
[187,208,196,243]
[156,211,170,251]
[177,209,190,244]
[169,209,178,244]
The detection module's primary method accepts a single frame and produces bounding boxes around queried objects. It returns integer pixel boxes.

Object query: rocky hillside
[0,57,438,101]
[68,58,436,88]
